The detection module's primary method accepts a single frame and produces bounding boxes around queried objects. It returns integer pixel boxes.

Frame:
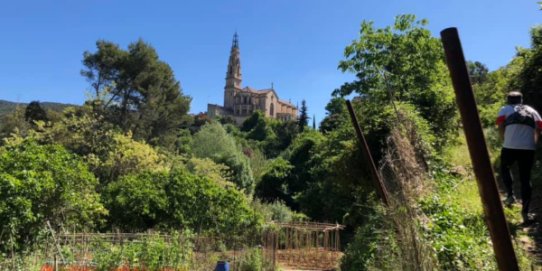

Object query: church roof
[239,86,296,108]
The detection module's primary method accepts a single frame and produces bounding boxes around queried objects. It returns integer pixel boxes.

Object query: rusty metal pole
[346,100,389,206]
[440,27,518,271]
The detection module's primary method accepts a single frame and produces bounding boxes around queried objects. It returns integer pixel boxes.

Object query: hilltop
[0,99,76,118]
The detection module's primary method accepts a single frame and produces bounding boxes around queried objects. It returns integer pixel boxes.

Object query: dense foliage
[335,14,458,148]
[0,139,106,252]
[190,122,255,193]
[105,169,260,235]
[1,11,542,269]
[82,40,191,148]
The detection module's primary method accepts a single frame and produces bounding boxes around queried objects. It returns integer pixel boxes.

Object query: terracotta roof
[278,100,296,108]
[239,86,296,108]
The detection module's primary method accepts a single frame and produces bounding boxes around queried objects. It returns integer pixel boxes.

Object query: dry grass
[375,124,439,271]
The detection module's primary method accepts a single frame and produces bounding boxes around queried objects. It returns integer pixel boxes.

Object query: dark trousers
[500,148,535,214]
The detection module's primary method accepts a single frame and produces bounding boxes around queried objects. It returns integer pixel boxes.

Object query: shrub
[105,169,262,236]
[420,196,496,270]
[340,208,401,271]
[0,139,106,252]
[104,171,169,231]
[234,248,275,271]
[165,169,261,236]
[191,122,254,194]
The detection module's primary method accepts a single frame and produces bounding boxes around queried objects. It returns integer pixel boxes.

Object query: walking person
[496,91,542,223]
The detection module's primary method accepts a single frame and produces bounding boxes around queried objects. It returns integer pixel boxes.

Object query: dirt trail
[523,180,542,268]
[497,161,542,269]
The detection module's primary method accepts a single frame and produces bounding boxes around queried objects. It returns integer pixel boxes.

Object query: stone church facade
[207,33,298,125]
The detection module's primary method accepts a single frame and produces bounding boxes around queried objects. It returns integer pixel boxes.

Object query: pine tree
[312,114,316,130]
[81,39,191,147]
[24,101,48,123]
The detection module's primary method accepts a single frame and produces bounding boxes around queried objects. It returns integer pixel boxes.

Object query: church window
[270,103,274,117]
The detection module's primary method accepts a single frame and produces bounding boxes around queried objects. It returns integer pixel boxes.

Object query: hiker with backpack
[496,91,542,223]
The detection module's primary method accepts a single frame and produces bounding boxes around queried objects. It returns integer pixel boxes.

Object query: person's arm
[498,123,505,142]
[496,113,506,142]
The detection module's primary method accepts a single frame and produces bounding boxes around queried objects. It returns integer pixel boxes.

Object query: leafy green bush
[251,200,307,223]
[166,169,261,236]
[105,169,262,236]
[0,139,106,252]
[255,157,294,204]
[420,196,496,270]
[191,122,254,194]
[234,247,275,271]
[105,171,169,231]
[340,208,401,271]
[92,231,193,270]
[336,14,458,149]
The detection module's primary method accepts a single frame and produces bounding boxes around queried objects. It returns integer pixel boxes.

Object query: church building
[207,33,298,125]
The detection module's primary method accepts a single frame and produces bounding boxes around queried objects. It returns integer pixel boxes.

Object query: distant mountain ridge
[0,99,77,118]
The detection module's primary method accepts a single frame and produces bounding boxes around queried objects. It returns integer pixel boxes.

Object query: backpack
[504,105,536,128]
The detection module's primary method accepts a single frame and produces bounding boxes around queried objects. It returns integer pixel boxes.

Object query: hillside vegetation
[0,99,73,118]
[1,13,542,270]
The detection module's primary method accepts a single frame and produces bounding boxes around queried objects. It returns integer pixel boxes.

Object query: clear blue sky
[0,0,540,125]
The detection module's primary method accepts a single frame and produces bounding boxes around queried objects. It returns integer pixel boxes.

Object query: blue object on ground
[215,260,230,271]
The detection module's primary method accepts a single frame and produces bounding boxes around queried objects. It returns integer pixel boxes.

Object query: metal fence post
[346,100,389,206]
[440,27,519,271]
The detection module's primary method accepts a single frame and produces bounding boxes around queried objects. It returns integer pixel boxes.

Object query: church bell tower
[224,32,242,110]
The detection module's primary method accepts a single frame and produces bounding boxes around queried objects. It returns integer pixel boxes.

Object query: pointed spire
[225,32,242,91]
[232,32,239,49]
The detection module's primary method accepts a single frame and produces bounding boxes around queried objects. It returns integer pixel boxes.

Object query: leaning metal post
[440,27,519,271]
[346,100,389,206]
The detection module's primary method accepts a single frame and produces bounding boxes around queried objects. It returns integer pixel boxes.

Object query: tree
[241,111,263,132]
[0,140,106,252]
[99,132,169,182]
[467,61,489,85]
[105,169,261,235]
[165,169,260,236]
[517,26,542,112]
[104,171,169,231]
[241,111,276,141]
[255,158,294,206]
[473,65,517,127]
[190,122,254,193]
[271,120,299,155]
[298,100,309,132]
[0,106,31,141]
[33,104,169,184]
[319,97,348,133]
[81,40,191,147]
[24,101,48,123]
[335,14,457,148]
[241,111,299,158]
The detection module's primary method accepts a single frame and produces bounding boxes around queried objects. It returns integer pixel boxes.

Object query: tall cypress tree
[298,100,308,132]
